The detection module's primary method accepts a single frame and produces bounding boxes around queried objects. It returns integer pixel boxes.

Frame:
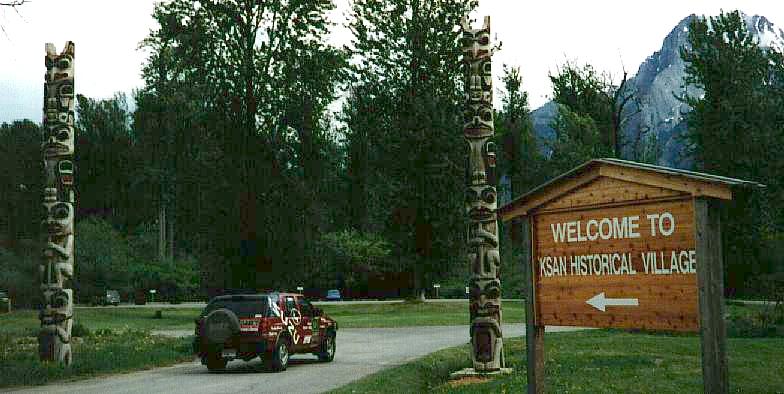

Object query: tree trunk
[168,208,174,263]
[158,204,166,261]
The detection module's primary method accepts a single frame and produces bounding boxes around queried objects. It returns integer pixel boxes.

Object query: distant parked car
[325,289,341,301]
[0,290,9,313]
[102,290,120,306]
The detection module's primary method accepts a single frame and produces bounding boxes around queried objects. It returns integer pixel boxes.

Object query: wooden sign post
[694,198,728,394]
[499,159,763,394]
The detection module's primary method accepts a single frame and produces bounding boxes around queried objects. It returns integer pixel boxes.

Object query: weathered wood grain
[695,198,728,394]
[522,217,544,394]
[539,177,687,211]
[532,198,699,331]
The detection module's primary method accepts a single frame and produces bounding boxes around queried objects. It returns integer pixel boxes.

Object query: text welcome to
[539,211,695,278]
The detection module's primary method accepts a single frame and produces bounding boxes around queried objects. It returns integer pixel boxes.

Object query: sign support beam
[522,218,544,394]
[694,198,729,394]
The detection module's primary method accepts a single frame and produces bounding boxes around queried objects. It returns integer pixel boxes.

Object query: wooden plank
[532,199,700,331]
[522,217,544,394]
[694,198,729,394]
[599,164,732,201]
[529,325,544,393]
[500,167,601,221]
[539,177,687,211]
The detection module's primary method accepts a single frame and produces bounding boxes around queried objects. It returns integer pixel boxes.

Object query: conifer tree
[345,0,475,297]
[681,10,784,292]
[495,65,540,199]
[547,62,638,171]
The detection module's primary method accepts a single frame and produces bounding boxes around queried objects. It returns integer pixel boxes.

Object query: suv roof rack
[212,293,277,301]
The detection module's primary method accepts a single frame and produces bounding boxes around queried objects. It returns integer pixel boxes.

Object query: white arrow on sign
[586,292,639,312]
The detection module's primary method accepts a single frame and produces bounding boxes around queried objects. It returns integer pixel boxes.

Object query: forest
[0,6,782,305]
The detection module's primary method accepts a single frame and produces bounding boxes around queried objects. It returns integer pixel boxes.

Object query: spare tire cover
[204,308,240,343]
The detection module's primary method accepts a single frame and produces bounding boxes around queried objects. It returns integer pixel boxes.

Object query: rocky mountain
[531,12,784,168]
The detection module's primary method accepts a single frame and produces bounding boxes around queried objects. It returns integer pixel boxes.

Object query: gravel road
[6,324,580,394]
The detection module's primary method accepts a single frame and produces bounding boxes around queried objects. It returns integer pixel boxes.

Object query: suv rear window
[201,297,269,318]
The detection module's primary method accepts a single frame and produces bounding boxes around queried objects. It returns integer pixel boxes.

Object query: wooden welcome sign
[499,158,763,394]
[534,195,698,331]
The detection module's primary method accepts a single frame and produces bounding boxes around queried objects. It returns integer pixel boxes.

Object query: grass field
[320,300,524,328]
[329,330,784,393]
[0,300,524,336]
[0,308,201,337]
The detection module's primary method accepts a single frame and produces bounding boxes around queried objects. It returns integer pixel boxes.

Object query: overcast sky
[1,0,782,123]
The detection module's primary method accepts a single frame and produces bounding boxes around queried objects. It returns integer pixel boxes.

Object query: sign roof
[499,158,765,221]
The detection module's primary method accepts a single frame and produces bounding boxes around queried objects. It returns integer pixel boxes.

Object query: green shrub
[0,299,10,313]
[92,328,114,337]
[726,303,784,338]
[743,273,784,302]
[438,278,467,299]
[0,248,39,309]
[75,218,136,301]
[71,323,90,338]
[0,328,192,389]
[732,273,784,337]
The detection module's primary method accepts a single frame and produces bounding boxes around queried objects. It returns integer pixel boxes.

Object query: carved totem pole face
[43,199,74,237]
[44,159,75,202]
[44,43,75,126]
[42,124,75,157]
[462,15,504,372]
[40,41,75,366]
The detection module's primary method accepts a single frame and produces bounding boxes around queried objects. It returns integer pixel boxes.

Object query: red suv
[193,292,338,372]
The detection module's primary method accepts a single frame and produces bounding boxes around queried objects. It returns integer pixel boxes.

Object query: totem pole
[462,16,504,372]
[39,41,76,365]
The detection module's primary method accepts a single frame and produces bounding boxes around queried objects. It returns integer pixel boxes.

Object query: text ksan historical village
[538,212,697,278]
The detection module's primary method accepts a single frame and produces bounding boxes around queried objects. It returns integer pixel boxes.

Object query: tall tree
[548,62,638,162]
[345,0,475,298]
[140,0,345,289]
[74,94,134,227]
[680,10,784,294]
[495,65,540,199]
[493,65,542,244]
[0,120,41,251]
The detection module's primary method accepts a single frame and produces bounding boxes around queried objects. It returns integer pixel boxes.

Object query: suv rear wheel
[267,337,290,372]
[318,331,336,362]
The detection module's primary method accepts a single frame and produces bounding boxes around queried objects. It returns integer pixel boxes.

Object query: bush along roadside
[0,327,193,389]
[726,303,784,338]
